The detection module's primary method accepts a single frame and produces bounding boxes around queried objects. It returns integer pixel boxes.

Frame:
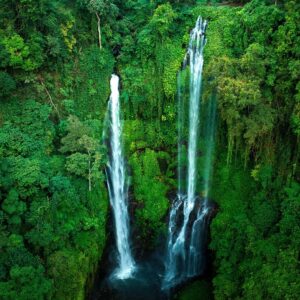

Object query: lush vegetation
[0,0,299,299]
[201,2,300,299]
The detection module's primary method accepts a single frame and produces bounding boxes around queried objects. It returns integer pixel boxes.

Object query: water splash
[107,74,136,280]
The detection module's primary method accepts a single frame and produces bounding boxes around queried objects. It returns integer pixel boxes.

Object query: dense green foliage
[0,1,111,299]
[0,101,108,299]
[177,280,213,300]
[0,0,299,299]
[129,149,169,244]
[201,2,300,299]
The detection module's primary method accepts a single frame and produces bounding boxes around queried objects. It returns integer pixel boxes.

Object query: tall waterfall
[107,74,136,280]
[162,17,216,289]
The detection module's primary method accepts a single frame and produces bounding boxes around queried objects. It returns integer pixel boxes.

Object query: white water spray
[163,17,216,289]
[107,74,136,280]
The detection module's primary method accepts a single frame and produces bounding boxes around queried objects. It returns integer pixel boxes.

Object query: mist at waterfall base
[90,17,216,299]
[89,210,213,300]
[89,230,168,300]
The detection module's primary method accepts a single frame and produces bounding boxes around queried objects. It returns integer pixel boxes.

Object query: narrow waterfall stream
[107,74,136,280]
[163,17,217,289]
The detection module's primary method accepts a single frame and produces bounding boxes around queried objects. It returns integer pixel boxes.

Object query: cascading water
[107,74,136,280]
[187,95,216,278]
[162,17,217,289]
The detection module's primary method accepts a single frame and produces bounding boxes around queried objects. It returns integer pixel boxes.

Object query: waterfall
[162,17,216,289]
[107,74,136,280]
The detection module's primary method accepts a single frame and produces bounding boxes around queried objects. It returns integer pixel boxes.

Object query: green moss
[72,46,114,118]
[129,149,169,245]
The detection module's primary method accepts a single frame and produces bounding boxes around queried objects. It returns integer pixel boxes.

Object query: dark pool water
[88,243,214,300]
[88,201,216,300]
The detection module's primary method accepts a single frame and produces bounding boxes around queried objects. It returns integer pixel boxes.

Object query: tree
[1,189,26,226]
[0,34,40,71]
[60,115,104,191]
[148,3,176,40]
[79,0,119,49]
[0,265,52,300]
[0,72,16,98]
